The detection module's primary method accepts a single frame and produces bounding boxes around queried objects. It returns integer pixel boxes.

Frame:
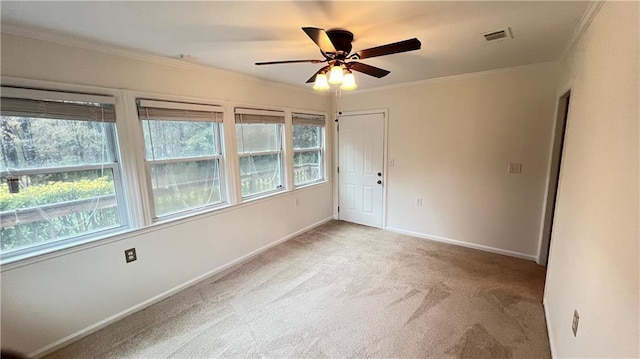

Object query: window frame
[291,112,327,188]
[234,108,287,200]
[0,87,131,261]
[0,78,331,266]
[137,99,228,221]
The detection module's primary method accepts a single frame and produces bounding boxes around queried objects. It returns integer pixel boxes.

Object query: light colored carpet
[46,220,550,359]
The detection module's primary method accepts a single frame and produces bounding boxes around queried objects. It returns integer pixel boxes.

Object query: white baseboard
[384,227,537,261]
[30,216,334,359]
[543,298,557,359]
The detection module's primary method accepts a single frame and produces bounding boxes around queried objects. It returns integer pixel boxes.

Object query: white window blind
[0,97,116,122]
[234,108,285,124]
[292,113,326,127]
[137,99,223,122]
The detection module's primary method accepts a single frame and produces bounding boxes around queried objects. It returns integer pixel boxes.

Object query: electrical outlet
[124,248,137,263]
[415,197,423,206]
[508,162,523,174]
[572,309,579,337]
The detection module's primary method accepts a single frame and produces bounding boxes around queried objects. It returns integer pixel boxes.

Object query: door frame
[537,87,572,266]
[332,109,389,228]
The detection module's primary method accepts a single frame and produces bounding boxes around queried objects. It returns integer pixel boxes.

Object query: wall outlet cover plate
[125,248,137,263]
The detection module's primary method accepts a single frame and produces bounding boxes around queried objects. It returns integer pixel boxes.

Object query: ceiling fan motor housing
[326,29,354,58]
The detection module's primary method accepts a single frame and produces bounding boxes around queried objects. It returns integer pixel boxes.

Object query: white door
[338,112,385,228]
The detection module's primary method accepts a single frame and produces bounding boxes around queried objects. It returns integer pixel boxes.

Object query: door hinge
[337,166,339,173]
[337,206,340,213]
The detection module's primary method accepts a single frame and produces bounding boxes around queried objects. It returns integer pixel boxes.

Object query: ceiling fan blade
[306,65,331,83]
[355,38,421,60]
[347,62,390,78]
[255,59,325,65]
[302,27,337,55]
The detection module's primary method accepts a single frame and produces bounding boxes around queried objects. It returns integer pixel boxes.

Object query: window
[0,87,128,258]
[0,84,326,262]
[292,113,325,186]
[235,108,285,197]
[138,100,226,219]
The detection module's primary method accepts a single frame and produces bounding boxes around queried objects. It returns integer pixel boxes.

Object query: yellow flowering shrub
[0,177,114,212]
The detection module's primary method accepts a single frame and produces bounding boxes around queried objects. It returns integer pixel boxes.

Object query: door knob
[377,180,382,185]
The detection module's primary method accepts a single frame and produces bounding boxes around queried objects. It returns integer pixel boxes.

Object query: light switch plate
[508,162,523,174]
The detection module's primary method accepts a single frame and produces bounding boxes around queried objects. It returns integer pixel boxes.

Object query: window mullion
[284,111,294,191]
[119,91,152,228]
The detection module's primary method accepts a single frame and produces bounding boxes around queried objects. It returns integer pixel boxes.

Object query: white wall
[341,63,559,259]
[543,2,639,357]
[0,33,333,357]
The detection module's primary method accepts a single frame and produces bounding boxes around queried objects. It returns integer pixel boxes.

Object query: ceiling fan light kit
[255,27,421,91]
[313,73,330,90]
[328,64,344,84]
[341,71,357,90]
[312,65,358,91]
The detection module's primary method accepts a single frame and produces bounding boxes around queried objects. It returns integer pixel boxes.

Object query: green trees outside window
[293,124,324,186]
[1,92,327,260]
[1,114,123,254]
[141,118,224,218]
[236,123,284,197]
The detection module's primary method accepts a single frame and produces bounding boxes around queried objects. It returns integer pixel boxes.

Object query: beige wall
[3,3,638,356]
[0,33,333,357]
[544,2,639,357]
[341,63,559,259]
[0,34,327,109]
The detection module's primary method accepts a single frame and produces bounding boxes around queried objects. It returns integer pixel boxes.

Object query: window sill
[240,187,287,204]
[151,201,230,225]
[1,181,330,272]
[1,226,132,269]
[294,179,326,189]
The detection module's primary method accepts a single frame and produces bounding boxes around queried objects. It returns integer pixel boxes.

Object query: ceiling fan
[255,27,421,90]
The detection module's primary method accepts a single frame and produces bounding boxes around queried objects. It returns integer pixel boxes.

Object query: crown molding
[343,1,603,97]
[342,61,559,95]
[0,22,331,97]
[559,1,605,60]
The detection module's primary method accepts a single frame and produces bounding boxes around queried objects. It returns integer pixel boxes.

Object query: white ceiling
[1,1,590,91]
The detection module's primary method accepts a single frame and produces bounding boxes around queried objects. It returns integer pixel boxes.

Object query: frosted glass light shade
[341,72,357,90]
[328,65,344,84]
[313,73,330,90]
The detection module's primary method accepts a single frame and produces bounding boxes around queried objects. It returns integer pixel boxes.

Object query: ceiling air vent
[483,27,513,42]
